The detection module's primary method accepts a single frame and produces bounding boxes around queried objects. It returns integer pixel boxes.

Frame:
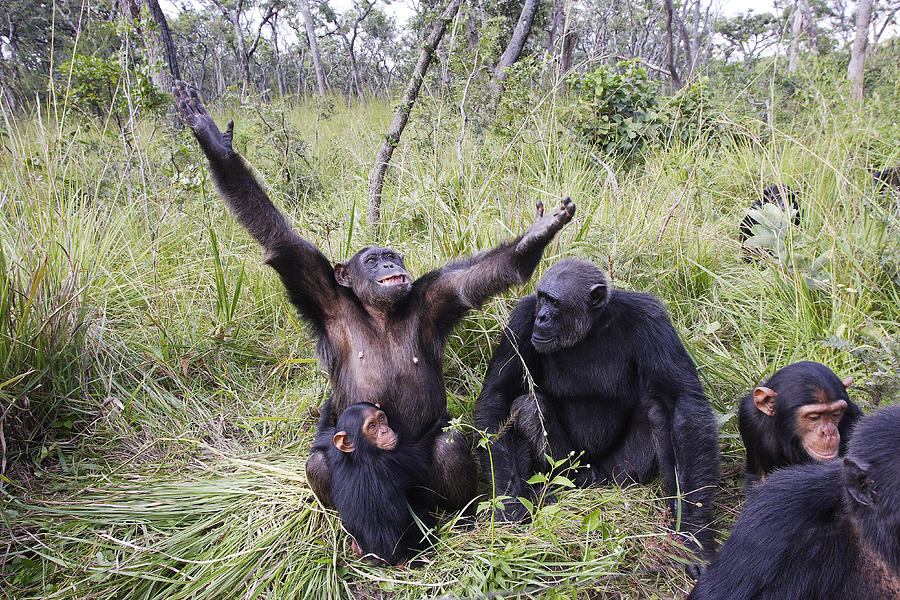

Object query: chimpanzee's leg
[305,449,332,507]
[595,408,659,485]
[428,429,477,512]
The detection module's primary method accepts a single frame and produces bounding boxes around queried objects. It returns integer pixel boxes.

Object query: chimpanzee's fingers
[225,120,234,141]
[561,196,575,217]
[535,200,544,219]
[189,89,208,115]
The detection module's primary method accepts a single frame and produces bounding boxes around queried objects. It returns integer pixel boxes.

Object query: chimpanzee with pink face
[738,361,861,491]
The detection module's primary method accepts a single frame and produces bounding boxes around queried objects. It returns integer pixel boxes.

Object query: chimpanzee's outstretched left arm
[422,198,575,334]
[173,81,338,332]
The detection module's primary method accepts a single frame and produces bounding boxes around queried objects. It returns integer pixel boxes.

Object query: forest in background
[1,0,899,598]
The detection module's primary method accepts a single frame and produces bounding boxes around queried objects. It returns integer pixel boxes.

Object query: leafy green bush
[565,60,661,155]
[565,61,722,156]
[60,54,165,118]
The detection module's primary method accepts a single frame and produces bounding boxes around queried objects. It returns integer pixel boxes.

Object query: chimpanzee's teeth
[379,275,406,285]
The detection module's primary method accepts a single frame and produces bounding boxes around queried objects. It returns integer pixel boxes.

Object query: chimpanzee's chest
[324,313,446,437]
[537,345,640,453]
[537,341,636,402]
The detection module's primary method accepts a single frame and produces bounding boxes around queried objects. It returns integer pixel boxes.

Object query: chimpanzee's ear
[333,431,354,453]
[334,264,352,288]
[843,457,875,509]
[842,376,854,388]
[753,387,778,416]
[589,282,608,307]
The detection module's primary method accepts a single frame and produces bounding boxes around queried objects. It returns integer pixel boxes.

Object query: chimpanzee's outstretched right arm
[173,81,337,330]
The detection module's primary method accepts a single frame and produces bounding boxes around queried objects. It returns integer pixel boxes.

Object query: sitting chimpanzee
[688,404,900,600]
[324,402,438,565]
[173,81,575,513]
[475,259,720,561]
[738,361,861,491]
[738,184,801,259]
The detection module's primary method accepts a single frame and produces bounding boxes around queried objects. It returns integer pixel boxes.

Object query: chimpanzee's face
[335,246,411,311]
[793,395,848,461]
[333,403,398,453]
[531,262,609,354]
[358,406,397,451]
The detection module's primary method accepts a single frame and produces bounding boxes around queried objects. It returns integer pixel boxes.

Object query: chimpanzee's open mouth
[378,274,408,286]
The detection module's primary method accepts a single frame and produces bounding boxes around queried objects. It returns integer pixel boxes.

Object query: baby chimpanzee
[326,403,437,566]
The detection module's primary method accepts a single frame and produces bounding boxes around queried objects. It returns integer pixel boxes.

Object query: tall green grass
[1,72,898,598]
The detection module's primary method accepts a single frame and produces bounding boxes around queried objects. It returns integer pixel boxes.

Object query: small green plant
[207,226,245,337]
[742,202,800,264]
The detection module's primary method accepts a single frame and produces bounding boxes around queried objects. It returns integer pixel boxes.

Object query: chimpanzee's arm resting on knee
[421,199,575,332]
[173,81,338,330]
[475,300,543,499]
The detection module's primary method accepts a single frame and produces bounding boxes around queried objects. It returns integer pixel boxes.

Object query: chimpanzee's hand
[573,465,599,488]
[516,197,576,254]
[173,80,235,162]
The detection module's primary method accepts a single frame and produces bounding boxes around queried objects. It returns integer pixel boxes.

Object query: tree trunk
[690,0,702,70]
[788,1,803,73]
[560,27,577,79]
[145,0,180,88]
[548,0,563,51]
[798,0,818,51]
[213,46,225,98]
[465,1,481,49]
[848,0,873,102]
[664,0,682,89]
[271,16,285,96]
[494,0,542,82]
[0,67,15,111]
[367,0,463,233]
[299,0,327,95]
[211,0,251,96]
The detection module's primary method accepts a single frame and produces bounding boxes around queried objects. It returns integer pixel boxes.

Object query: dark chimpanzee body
[173,81,575,512]
[688,405,900,600]
[873,166,900,189]
[322,403,436,565]
[475,259,720,561]
[738,361,861,490]
[739,184,801,258]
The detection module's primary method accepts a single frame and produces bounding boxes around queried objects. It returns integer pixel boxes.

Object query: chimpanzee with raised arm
[173,81,576,511]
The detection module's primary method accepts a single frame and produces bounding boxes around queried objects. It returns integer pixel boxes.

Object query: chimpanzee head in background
[333,246,411,312]
[333,402,398,456]
[738,361,861,485]
[842,404,900,578]
[531,259,610,353]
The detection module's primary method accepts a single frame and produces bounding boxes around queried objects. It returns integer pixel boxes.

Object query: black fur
[173,81,575,512]
[322,403,433,565]
[738,361,861,490]
[873,166,900,189]
[475,259,720,561]
[688,405,900,600]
